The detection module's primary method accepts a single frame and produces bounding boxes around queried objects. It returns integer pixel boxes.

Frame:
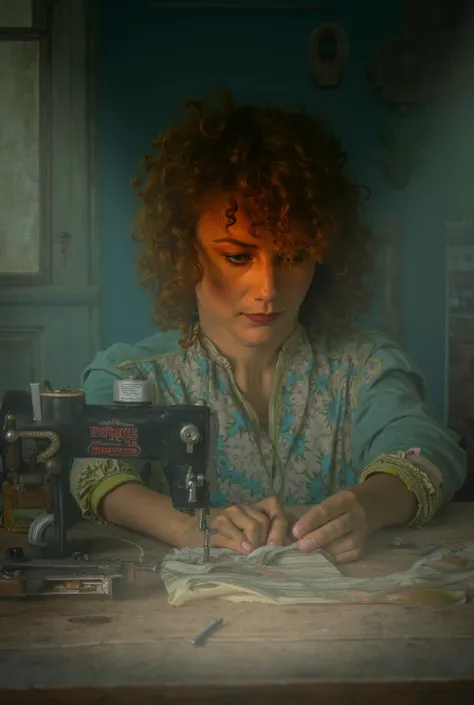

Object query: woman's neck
[200,322,281,379]
[199,321,294,428]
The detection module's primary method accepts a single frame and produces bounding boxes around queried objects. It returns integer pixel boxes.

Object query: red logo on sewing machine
[90,423,138,440]
[88,422,141,456]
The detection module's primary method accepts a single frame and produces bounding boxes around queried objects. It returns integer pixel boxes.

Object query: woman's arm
[351,472,417,532]
[101,482,194,546]
[289,341,455,561]
[291,472,418,561]
[69,342,194,546]
[351,342,467,526]
[71,456,195,546]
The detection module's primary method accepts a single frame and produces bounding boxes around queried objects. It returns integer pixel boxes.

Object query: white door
[0,0,100,401]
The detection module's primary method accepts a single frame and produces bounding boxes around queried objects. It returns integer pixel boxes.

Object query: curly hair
[132,90,374,347]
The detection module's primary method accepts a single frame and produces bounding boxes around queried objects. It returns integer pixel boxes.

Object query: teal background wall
[99,0,474,417]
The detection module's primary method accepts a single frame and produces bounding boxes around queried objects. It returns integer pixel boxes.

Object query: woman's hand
[179,496,289,554]
[292,489,370,564]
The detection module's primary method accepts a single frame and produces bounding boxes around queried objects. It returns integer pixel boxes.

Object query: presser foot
[197,508,214,564]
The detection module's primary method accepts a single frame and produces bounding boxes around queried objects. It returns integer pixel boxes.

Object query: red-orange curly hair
[132,90,374,346]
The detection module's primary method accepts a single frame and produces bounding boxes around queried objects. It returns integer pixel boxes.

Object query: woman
[72,92,466,564]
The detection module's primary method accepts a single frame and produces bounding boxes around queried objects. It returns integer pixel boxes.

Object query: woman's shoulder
[80,330,185,401]
[305,327,402,367]
[87,330,182,371]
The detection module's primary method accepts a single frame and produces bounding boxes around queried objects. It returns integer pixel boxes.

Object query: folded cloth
[160,541,474,606]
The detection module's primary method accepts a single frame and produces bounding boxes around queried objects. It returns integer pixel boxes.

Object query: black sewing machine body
[0,382,217,564]
[5,400,216,509]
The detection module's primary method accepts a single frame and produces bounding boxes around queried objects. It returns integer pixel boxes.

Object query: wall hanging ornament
[367,29,447,114]
[308,22,350,88]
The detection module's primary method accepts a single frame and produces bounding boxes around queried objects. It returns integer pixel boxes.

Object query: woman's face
[195,199,315,350]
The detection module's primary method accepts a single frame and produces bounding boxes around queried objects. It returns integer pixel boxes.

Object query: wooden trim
[150,1,334,7]
[0,0,50,284]
[37,0,53,285]
[85,0,102,291]
[0,0,100,314]
[2,680,474,705]
[0,286,99,305]
[0,28,44,39]
[85,0,101,354]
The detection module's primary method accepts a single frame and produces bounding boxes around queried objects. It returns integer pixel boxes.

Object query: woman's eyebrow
[212,237,259,248]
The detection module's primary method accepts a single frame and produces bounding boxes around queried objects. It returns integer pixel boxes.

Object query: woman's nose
[254,260,277,301]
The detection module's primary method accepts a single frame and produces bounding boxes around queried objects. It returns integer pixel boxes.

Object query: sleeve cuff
[359,452,443,526]
[73,459,144,523]
[90,472,143,521]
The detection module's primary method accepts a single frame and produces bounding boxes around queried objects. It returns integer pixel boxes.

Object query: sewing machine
[0,379,217,596]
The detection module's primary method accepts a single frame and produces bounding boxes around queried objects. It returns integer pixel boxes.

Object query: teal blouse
[70,326,466,525]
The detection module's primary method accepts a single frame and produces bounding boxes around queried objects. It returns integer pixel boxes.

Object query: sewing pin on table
[191,618,224,646]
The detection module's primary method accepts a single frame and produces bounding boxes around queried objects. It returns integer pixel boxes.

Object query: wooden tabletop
[1,503,474,705]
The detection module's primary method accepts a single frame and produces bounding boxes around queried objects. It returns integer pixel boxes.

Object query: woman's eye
[223,253,252,266]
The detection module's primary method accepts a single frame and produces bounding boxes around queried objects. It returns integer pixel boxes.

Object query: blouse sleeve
[70,352,146,522]
[350,342,467,525]
[70,333,188,520]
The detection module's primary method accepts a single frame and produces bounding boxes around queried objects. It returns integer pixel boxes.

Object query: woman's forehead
[197,195,307,244]
[198,204,250,236]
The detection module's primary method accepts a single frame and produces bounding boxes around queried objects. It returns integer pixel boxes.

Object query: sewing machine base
[0,546,159,600]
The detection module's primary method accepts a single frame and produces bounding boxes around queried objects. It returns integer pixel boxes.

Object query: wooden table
[1,503,473,705]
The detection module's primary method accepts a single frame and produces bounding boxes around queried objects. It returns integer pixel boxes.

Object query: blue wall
[99,0,471,417]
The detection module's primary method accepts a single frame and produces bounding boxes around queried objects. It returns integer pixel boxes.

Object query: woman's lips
[244,313,282,325]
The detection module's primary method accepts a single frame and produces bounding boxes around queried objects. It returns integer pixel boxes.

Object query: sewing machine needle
[191,618,223,646]
[202,530,211,563]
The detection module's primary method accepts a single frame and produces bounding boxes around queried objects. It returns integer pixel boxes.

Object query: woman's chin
[235,321,284,347]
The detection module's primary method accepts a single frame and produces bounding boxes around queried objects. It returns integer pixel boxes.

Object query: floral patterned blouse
[71,325,466,526]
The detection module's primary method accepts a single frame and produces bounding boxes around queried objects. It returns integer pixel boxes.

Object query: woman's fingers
[211,498,288,553]
[325,530,364,563]
[212,508,248,549]
[255,497,289,545]
[212,505,268,551]
[226,504,270,547]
